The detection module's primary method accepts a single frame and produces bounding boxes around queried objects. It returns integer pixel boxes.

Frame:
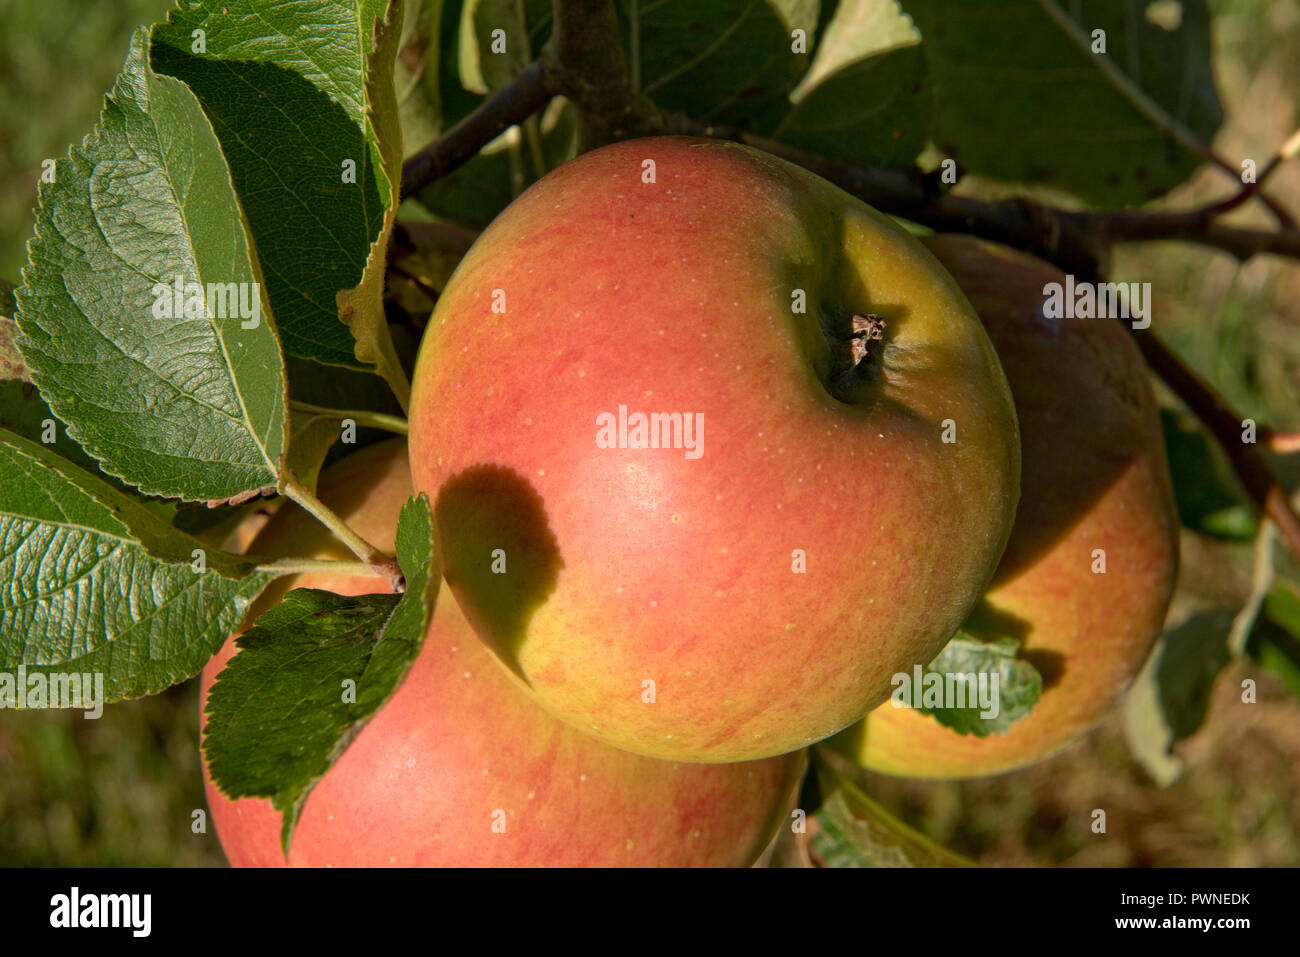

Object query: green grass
[0,0,176,280]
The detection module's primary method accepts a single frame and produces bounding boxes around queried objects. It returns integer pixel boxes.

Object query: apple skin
[828,236,1180,779]
[407,136,1021,763]
[200,439,805,866]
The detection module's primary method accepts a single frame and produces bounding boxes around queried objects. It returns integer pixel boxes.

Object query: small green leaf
[774,0,928,167]
[459,0,529,93]
[203,494,439,858]
[629,0,817,133]
[337,0,413,411]
[285,412,344,497]
[1123,610,1235,785]
[909,632,1042,736]
[0,381,101,477]
[395,0,449,149]
[0,428,270,702]
[1248,583,1300,699]
[1161,408,1257,540]
[16,31,287,502]
[811,746,974,867]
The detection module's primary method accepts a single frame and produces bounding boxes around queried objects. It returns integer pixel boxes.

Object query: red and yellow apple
[407,136,1021,763]
[201,439,804,866]
[828,236,1179,778]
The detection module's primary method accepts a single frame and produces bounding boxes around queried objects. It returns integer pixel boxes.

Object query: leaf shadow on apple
[433,464,564,680]
[963,600,1066,693]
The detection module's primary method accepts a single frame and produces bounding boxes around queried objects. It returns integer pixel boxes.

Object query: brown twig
[1127,329,1300,559]
[1201,127,1300,219]
[401,60,557,198]
[658,113,1300,271]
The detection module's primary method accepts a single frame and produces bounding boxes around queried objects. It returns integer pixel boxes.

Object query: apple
[828,235,1180,778]
[407,136,1021,763]
[200,438,805,866]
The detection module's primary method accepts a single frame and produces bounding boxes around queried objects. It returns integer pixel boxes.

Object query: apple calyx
[825,310,887,396]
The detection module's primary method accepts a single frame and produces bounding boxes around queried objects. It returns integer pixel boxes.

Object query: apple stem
[289,401,408,435]
[280,474,403,581]
[255,557,392,579]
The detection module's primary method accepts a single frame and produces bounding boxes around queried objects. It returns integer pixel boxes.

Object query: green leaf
[0,381,102,478]
[437,0,487,131]
[773,0,928,167]
[901,0,1223,204]
[284,411,344,496]
[337,0,412,411]
[395,0,448,149]
[459,0,526,93]
[16,30,287,503]
[1248,583,1300,699]
[909,632,1042,736]
[1123,610,1235,785]
[150,0,397,371]
[811,746,974,867]
[286,355,407,476]
[1161,408,1257,540]
[0,428,271,702]
[203,494,438,858]
[628,0,818,133]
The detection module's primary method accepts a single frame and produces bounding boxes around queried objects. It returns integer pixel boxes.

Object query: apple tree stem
[289,401,409,435]
[256,557,392,579]
[280,474,402,579]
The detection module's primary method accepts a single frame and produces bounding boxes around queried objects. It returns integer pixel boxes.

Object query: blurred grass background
[1,0,1297,866]
[0,0,228,867]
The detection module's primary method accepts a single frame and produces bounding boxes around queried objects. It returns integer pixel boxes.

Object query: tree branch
[1126,328,1300,560]
[657,113,1300,270]
[401,60,556,198]
[545,0,653,147]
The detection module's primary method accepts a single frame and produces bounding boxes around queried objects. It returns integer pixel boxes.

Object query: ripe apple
[200,438,805,866]
[828,235,1180,778]
[407,136,1021,763]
